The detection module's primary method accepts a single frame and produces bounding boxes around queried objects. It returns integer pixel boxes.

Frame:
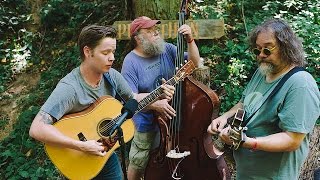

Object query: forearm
[133,92,148,102]
[29,113,83,151]
[242,131,305,152]
[222,102,243,119]
[187,41,201,67]
[133,92,156,111]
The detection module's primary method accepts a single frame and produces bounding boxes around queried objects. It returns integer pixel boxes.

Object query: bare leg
[127,165,144,180]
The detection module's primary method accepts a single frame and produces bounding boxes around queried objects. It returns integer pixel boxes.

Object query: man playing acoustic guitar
[29,25,175,179]
[207,19,320,179]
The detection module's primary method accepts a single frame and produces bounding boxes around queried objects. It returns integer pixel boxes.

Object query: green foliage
[193,0,319,113]
[0,0,34,93]
[0,106,62,179]
[40,0,125,30]
[0,116,9,131]
[1,0,128,178]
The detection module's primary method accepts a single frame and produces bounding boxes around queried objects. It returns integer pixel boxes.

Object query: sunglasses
[252,46,276,56]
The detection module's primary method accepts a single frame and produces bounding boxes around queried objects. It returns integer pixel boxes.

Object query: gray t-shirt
[41,67,134,120]
[234,69,320,180]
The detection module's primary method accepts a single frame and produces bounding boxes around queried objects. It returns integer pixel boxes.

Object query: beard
[258,61,274,76]
[137,34,165,56]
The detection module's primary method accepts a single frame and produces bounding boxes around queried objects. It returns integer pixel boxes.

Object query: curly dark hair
[249,18,306,67]
[78,25,117,60]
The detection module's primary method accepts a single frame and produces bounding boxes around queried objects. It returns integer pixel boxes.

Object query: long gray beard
[258,62,274,76]
[139,35,165,56]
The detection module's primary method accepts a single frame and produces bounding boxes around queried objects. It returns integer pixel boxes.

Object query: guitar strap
[243,66,305,126]
[103,73,126,104]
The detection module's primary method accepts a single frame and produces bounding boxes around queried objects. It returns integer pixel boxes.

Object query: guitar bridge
[77,132,87,141]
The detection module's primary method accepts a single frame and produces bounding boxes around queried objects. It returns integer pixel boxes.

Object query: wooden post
[299,125,320,180]
[192,65,211,87]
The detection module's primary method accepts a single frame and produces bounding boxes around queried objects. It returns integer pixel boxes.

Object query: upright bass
[144,0,229,179]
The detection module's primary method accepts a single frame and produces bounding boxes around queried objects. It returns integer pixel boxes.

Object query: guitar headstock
[174,60,196,81]
[229,109,245,128]
[228,109,247,150]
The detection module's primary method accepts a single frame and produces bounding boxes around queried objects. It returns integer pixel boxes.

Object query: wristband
[250,137,258,152]
[187,38,194,43]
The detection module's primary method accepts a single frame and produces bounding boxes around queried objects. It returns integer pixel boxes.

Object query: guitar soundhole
[97,119,112,137]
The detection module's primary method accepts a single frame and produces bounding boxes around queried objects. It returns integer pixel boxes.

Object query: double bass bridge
[166,149,190,159]
[166,148,191,180]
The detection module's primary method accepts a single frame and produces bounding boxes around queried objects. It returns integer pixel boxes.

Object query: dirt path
[0,72,40,141]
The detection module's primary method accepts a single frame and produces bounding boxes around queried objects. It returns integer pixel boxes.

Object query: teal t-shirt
[234,69,320,180]
[41,67,134,120]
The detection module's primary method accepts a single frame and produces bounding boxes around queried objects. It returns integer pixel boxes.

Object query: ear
[134,35,140,44]
[83,46,92,58]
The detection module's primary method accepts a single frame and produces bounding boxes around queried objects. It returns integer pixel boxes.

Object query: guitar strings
[98,77,180,136]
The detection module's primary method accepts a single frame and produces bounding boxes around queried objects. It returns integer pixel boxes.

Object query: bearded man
[207,18,320,179]
[121,16,201,180]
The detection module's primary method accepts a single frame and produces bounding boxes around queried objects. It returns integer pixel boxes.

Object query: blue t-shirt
[121,43,186,132]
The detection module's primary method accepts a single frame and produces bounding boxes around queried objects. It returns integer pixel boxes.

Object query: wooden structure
[113,19,224,40]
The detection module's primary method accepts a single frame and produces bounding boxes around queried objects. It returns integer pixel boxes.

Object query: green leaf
[19,171,29,178]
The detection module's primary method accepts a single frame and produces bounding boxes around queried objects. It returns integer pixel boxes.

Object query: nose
[108,52,115,62]
[257,51,268,58]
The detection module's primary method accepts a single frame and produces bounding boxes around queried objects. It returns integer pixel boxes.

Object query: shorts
[128,131,157,170]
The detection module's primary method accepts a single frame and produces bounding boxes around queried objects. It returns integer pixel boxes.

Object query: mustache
[258,59,269,64]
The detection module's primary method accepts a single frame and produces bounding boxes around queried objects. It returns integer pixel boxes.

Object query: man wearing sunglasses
[208,18,319,179]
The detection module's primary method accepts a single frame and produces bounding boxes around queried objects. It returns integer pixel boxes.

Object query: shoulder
[59,67,80,87]
[247,69,264,84]
[108,68,122,78]
[279,70,320,105]
[165,43,177,51]
[108,68,128,84]
[122,51,141,69]
[123,51,138,63]
[165,42,176,48]
[287,70,318,90]
[53,70,78,96]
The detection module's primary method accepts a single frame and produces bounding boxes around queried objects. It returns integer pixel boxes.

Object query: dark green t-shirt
[235,69,320,180]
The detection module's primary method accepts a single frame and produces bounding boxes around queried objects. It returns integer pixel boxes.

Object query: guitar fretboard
[135,77,177,113]
[104,60,194,135]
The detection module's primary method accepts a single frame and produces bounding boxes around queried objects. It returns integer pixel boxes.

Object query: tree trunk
[299,125,320,180]
[132,0,180,20]
[192,65,211,87]
[27,0,45,32]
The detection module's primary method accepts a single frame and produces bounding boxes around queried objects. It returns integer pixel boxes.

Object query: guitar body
[45,96,135,180]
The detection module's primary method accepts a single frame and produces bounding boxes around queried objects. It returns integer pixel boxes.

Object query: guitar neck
[135,76,178,113]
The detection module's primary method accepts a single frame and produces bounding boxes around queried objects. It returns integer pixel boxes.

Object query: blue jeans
[93,152,123,180]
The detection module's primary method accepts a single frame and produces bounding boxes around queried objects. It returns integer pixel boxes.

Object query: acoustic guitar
[44,60,195,180]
